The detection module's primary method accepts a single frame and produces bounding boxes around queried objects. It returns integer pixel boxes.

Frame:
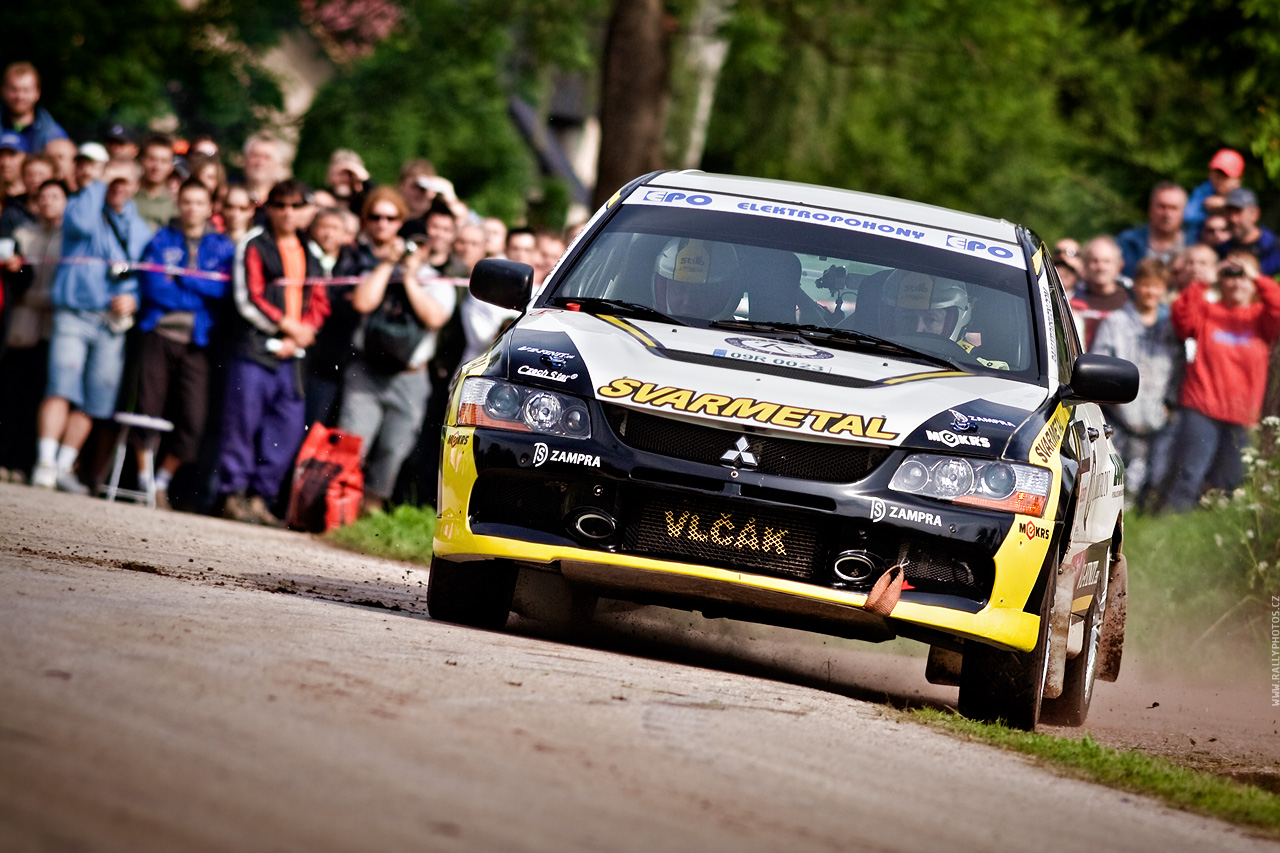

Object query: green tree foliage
[702,0,1241,239]
[0,0,289,148]
[1088,0,1280,181]
[294,0,604,224]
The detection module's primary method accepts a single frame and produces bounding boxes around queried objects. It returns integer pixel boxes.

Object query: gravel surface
[2,482,1277,852]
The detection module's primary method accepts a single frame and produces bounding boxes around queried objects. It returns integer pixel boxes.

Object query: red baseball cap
[1208,148,1244,178]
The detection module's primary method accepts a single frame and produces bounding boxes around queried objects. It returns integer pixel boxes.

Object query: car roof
[641,170,1022,246]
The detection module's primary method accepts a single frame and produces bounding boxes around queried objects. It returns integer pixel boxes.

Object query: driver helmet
[654,237,740,316]
[880,270,972,341]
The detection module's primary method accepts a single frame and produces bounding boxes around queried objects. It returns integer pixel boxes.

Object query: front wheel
[426,557,518,630]
[958,571,1053,731]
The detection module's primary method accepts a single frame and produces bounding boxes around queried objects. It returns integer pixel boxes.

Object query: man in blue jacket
[1115,181,1188,279]
[32,161,151,492]
[132,178,235,507]
[1,62,69,153]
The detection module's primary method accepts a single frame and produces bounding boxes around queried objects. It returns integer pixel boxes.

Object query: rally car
[429,171,1138,730]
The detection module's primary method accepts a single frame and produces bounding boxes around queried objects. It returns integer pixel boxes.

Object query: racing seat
[740,247,804,324]
[603,234,672,305]
[963,290,1028,369]
[838,268,894,336]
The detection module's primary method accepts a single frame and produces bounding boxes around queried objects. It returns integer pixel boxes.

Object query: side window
[1045,263,1080,386]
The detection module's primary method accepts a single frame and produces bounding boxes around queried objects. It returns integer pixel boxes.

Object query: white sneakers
[55,470,90,495]
[32,461,90,495]
[32,461,57,489]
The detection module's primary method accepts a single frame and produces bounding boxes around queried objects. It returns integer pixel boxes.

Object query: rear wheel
[1041,554,1110,726]
[426,557,518,629]
[958,572,1053,731]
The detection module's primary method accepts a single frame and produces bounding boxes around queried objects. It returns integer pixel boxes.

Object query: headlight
[457,377,591,438]
[888,453,1052,516]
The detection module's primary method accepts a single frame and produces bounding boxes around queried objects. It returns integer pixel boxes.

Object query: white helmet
[881,270,972,341]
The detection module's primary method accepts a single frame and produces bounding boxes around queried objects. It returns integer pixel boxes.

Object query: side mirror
[470,258,533,310]
[1066,353,1139,404]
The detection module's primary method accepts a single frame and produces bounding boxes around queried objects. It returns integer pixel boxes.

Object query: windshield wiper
[550,296,685,325]
[709,319,961,371]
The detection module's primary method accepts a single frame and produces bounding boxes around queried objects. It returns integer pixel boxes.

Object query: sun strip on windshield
[626,189,1024,269]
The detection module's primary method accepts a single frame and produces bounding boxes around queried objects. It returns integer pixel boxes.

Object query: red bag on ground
[287,424,363,532]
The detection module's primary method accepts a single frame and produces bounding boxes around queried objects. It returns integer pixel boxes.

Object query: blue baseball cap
[0,131,27,153]
[1226,187,1259,209]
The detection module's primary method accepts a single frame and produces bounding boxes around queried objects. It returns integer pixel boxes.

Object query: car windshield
[545,203,1040,379]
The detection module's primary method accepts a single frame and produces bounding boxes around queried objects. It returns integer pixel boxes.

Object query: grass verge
[910,707,1280,835]
[327,504,436,565]
[1123,509,1271,679]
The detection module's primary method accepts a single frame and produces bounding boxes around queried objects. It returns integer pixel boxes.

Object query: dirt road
[1,483,1276,852]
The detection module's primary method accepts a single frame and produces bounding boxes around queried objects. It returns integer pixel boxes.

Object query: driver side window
[1047,271,1080,385]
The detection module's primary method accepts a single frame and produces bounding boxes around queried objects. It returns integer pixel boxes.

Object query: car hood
[501,310,1050,450]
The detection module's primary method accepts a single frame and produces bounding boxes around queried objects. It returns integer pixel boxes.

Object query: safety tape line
[18,256,467,288]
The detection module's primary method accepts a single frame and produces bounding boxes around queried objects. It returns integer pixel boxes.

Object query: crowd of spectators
[3,57,1279,521]
[0,61,569,522]
[1061,147,1280,513]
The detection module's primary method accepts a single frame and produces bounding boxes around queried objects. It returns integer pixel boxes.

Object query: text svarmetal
[599,378,898,440]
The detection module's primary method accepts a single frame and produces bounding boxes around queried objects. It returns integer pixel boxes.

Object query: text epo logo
[945,234,1015,259]
[643,190,713,206]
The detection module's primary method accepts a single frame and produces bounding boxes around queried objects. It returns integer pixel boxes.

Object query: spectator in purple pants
[217,179,329,525]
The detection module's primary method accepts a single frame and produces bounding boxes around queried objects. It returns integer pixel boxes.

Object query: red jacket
[1172,276,1280,425]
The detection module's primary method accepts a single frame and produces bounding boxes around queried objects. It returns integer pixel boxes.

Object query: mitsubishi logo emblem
[720,436,758,467]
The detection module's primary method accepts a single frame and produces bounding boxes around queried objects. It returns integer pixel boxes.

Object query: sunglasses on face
[1220,266,1247,278]
[268,201,308,210]
[366,213,401,222]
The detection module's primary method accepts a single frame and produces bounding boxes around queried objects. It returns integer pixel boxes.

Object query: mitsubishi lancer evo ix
[429,170,1138,730]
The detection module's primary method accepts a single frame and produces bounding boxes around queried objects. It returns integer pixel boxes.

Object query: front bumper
[435,414,1056,652]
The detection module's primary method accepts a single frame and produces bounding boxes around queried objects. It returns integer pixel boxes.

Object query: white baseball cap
[75,142,110,163]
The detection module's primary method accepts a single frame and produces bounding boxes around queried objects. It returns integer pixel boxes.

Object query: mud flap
[1097,552,1127,682]
[1042,561,1074,700]
[925,646,963,686]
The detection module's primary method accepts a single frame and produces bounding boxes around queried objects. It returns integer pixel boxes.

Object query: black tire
[426,556,518,630]
[1041,555,1110,726]
[958,573,1053,731]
